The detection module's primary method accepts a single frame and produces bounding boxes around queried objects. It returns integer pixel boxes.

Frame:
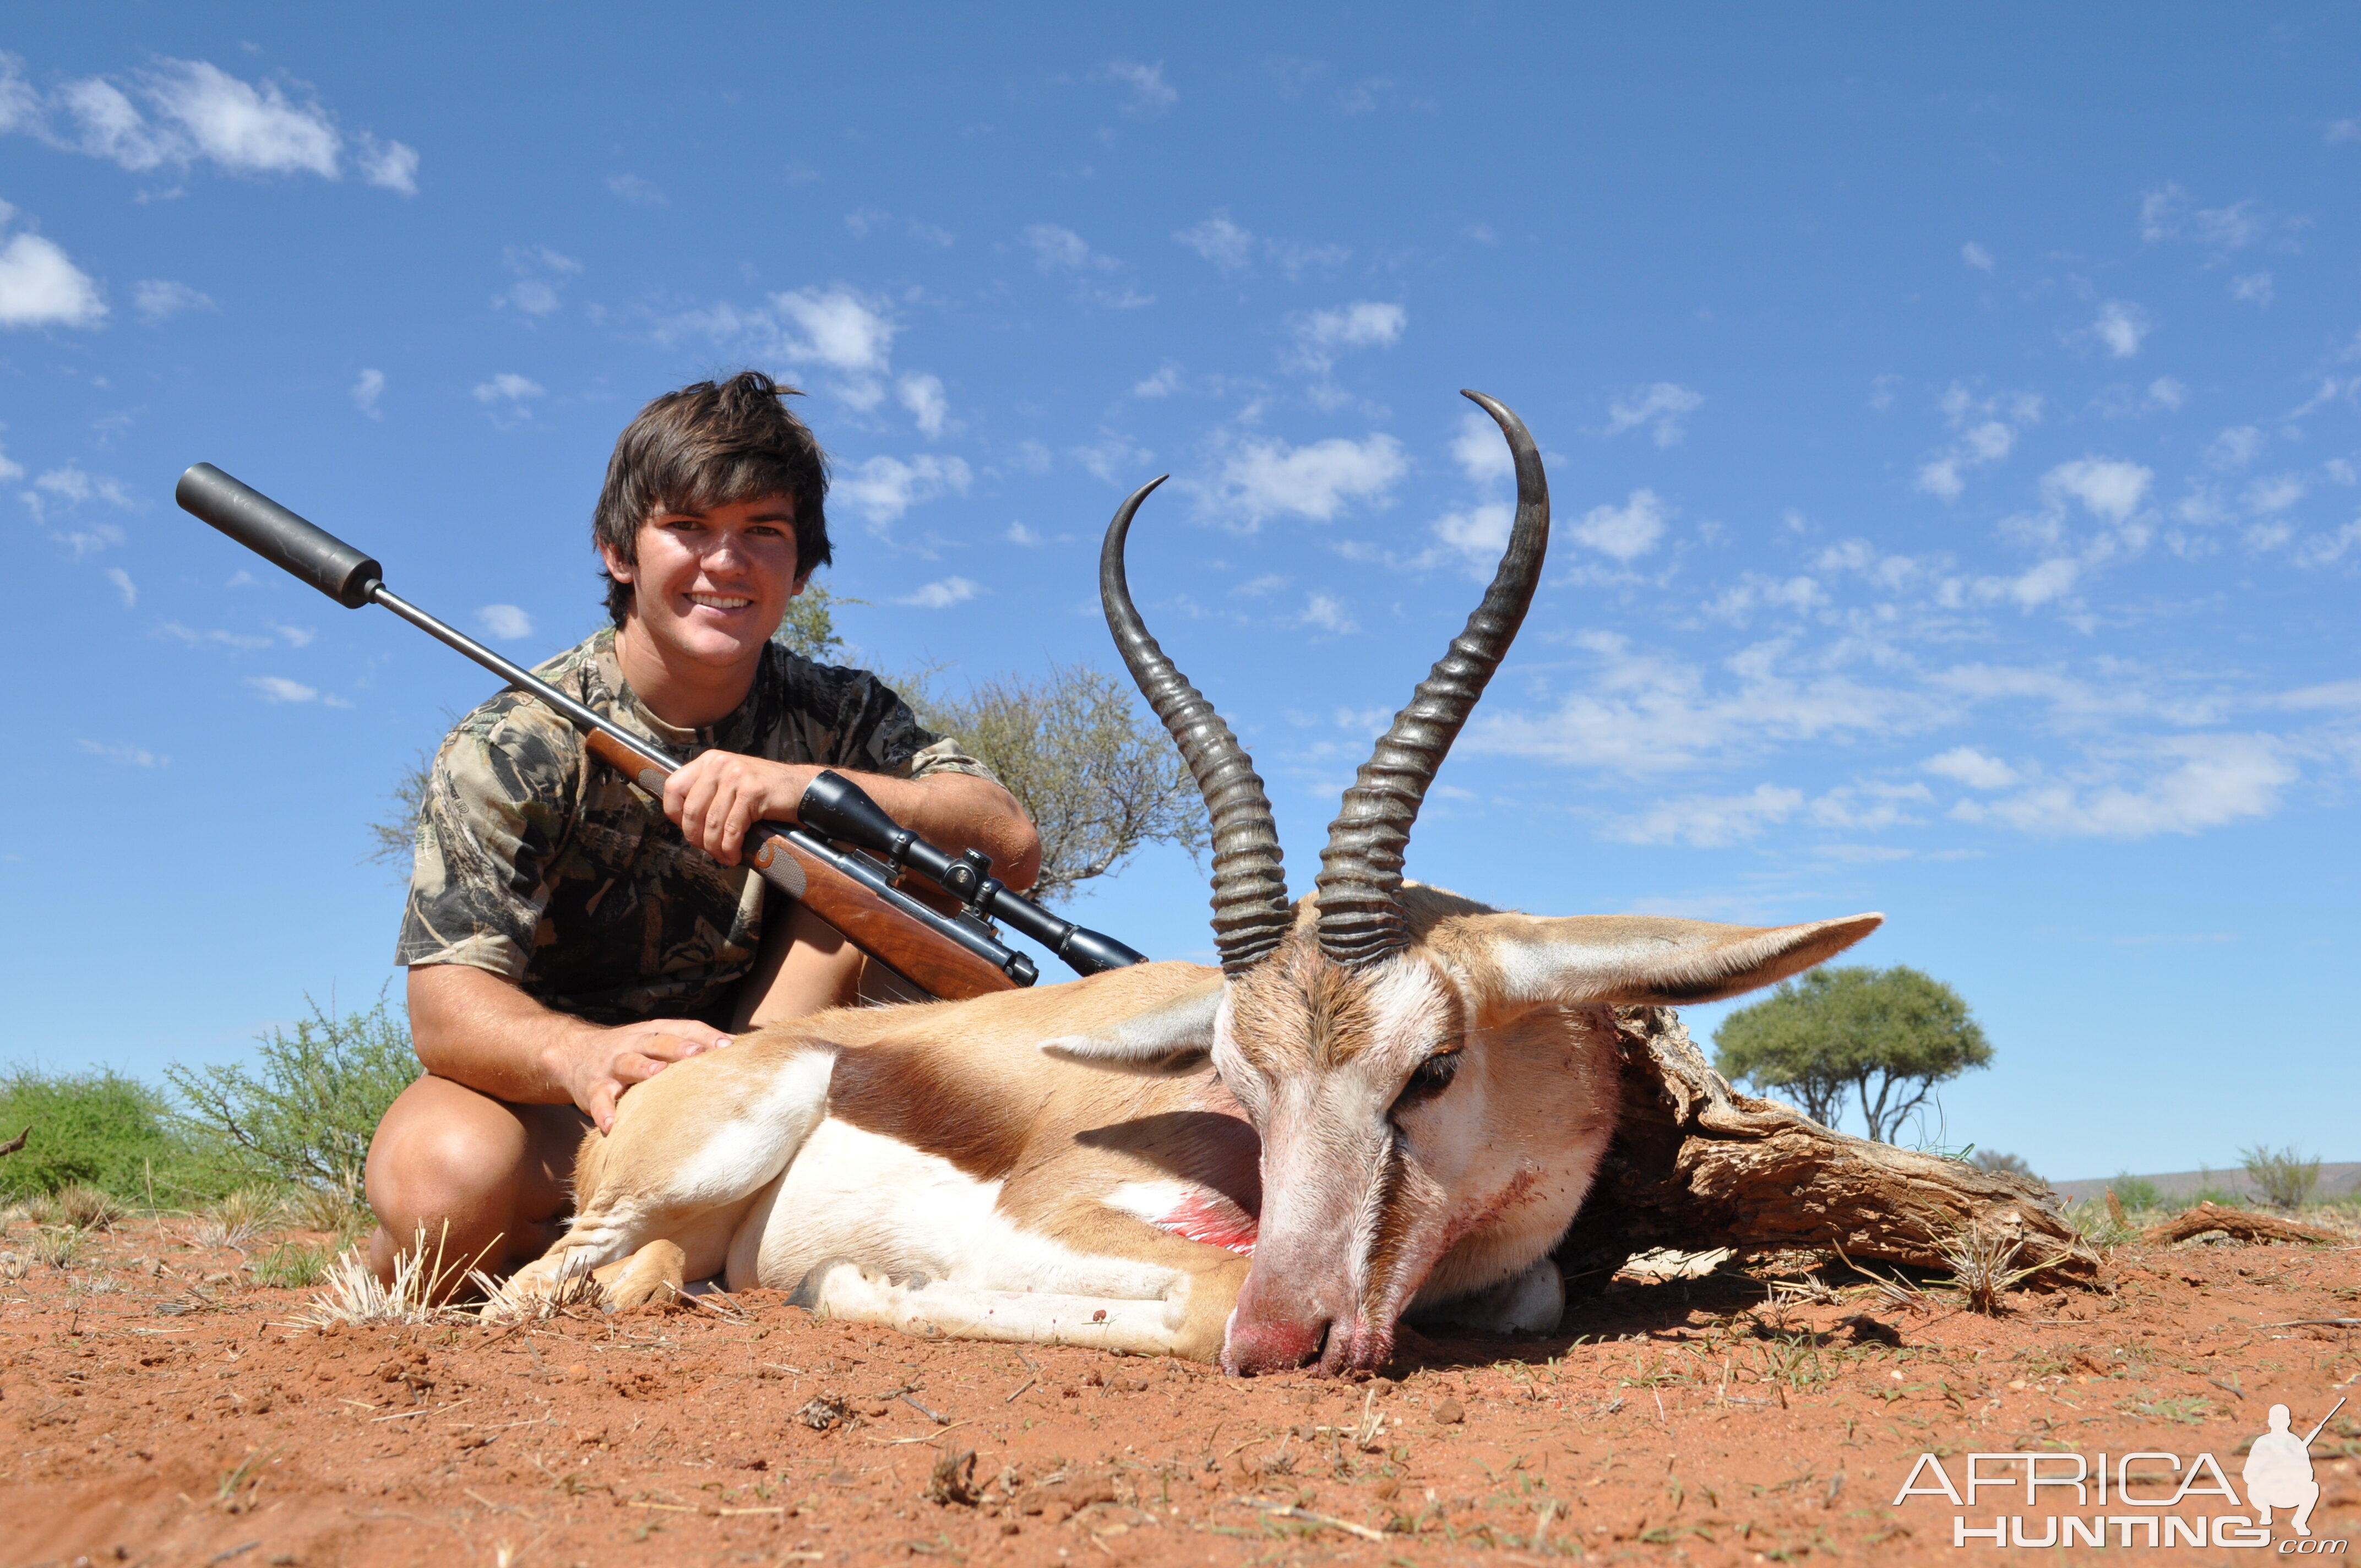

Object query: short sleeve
[394,703,580,977]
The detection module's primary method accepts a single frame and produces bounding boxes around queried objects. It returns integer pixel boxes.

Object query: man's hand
[663,752,819,865]
[407,965,736,1134]
[548,1016,733,1133]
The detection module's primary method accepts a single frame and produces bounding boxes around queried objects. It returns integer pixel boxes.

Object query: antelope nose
[1220,1304,1331,1376]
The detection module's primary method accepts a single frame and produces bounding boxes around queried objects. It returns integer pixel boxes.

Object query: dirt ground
[2,1214,2355,1567]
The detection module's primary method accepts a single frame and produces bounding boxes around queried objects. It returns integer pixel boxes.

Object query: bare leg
[733,897,866,1027]
[363,1075,588,1289]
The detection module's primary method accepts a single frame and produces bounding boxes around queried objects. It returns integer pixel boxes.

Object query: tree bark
[2140,1201,2342,1248]
[1554,1008,2099,1289]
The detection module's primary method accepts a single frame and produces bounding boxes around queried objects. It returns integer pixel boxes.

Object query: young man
[366,372,1040,1282]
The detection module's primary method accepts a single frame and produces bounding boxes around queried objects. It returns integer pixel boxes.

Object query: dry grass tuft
[1934,1218,2061,1314]
[52,1184,123,1231]
[472,1260,607,1324]
[194,1186,284,1251]
[297,1224,478,1328]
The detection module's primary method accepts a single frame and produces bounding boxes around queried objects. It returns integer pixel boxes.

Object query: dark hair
[592,370,833,627]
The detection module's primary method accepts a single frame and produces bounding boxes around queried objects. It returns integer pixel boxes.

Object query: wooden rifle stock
[579,732,1022,1002]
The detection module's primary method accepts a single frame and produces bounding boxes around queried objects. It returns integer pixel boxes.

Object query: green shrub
[2240,1145,2320,1210]
[2109,1173,2163,1211]
[166,988,418,1195]
[0,1066,200,1203]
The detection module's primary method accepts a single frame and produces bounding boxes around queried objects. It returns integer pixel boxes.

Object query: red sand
[2,1215,2354,1565]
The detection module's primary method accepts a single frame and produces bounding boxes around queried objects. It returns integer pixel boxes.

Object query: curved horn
[1101,477,1296,974]
[1314,390,1551,967]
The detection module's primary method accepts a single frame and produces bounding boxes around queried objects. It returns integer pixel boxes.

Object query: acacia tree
[1711,965,1992,1143]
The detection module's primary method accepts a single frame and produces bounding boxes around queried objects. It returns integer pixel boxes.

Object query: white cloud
[1607,783,1805,847]
[1175,210,1254,272]
[2207,426,2263,470]
[774,287,895,373]
[357,134,418,194]
[1449,409,1514,484]
[2041,457,2152,523]
[2138,184,2276,249]
[1961,241,1994,271]
[1020,225,1150,308]
[2147,378,2187,411]
[1568,489,1671,562]
[1429,501,1511,574]
[351,367,385,419]
[132,278,211,322]
[897,373,947,438]
[2088,300,2152,358]
[836,454,971,525]
[1297,591,1356,635]
[606,172,666,206]
[1005,521,1046,547]
[497,246,580,317]
[16,56,412,189]
[248,675,319,704]
[1209,433,1407,527]
[2329,118,2361,144]
[104,566,136,607]
[1068,431,1153,483]
[1915,384,2041,500]
[474,604,534,640]
[1131,364,1182,399]
[0,224,106,328]
[2293,520,2361,568]
[1286,301,1405,374]
[1951,734,2293,837]
[473,372,544,404]
[1923,746,2019,790]
[1102,60,1177,117]
[1981,557,2080,609]
[77,737,165,768]
[1603,382,1704,448]
[2230,271,2273,306]
[897,576,981,608]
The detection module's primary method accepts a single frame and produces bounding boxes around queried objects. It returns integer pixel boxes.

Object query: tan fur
[508,896,1878,1371]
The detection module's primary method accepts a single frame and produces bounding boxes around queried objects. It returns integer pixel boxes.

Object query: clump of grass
[1934,1219,2058,1314]
[297,1224,476,1328]
[287,1178,371,1242]
[473,1262,607,1325]
[28,1226,85,1270]
[249,1242,331,1290]
[52,1183,122,1231]
[2065,1197,2135,1247]
[193,1186,283,1251]
[2241,1145,2321,1210]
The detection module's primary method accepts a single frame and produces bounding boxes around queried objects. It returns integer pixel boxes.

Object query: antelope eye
[1397,1051,1461,1104]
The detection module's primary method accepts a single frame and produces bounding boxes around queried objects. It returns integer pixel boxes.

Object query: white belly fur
[747,1117,1184,1304]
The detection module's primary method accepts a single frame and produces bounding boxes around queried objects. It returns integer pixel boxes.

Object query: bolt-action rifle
[175,462,1146,1000]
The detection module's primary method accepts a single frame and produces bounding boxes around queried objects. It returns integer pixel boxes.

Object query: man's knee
[365,1077,534,1227]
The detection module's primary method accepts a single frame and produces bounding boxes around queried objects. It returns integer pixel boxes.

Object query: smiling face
[601,493,807,686]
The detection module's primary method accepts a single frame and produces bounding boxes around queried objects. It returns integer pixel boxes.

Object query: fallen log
[2140,1201,2343,1248]
[1554,1007,2100,1289]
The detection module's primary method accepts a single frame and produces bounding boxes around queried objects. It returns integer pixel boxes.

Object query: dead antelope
[508,391,1879,1374]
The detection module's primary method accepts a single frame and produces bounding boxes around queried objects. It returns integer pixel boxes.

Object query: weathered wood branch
[2140,1201,2343,1248]
[1554,1008,2099,1288]
[0,1124,28,1159]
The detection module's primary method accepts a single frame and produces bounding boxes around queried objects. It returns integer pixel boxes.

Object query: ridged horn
[1101,477,1296,974]
[1314,390,1551,966]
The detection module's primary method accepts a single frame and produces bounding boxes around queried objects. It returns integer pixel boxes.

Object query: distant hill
[2049,1161,2359,1204]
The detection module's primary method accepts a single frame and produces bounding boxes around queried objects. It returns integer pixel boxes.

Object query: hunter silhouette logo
[2248,1399,2343,1539]
[1891,1396,2349,1550]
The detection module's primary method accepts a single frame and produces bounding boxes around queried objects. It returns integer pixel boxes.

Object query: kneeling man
[366,372,1040,1282]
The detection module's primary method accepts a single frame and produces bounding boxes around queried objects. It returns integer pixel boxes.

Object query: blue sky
[3,8,2355,1181]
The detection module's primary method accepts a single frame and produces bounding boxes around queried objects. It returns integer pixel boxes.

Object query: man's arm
[662,754,1044,891]
[406,963,733,1133]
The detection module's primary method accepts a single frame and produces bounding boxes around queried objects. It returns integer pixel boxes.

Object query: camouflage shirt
[395,627,993,1027]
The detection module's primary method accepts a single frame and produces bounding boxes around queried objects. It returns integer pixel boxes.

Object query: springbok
[507,392,1879,1374]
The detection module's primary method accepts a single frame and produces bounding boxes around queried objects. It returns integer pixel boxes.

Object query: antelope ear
[1039,978,1222,1075]
[1470,912,1884,1007]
